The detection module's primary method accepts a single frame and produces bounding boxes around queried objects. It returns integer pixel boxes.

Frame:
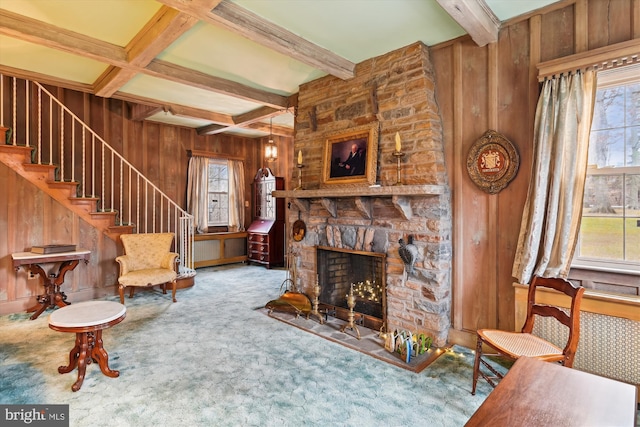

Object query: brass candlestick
[307,275,324,324]
[393,151,405,185]
[340,284,361,340]
[294,164,304,190]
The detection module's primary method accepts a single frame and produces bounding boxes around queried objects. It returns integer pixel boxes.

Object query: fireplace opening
[316,246,386,330]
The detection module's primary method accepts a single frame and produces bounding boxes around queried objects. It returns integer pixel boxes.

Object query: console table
[12,249,91,320]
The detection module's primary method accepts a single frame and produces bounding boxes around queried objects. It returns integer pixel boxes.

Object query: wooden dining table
[466,356,637,427]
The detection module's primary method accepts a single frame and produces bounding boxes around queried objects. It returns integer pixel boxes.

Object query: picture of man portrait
[330,139,367,178]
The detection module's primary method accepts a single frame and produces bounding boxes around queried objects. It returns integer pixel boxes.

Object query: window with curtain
[187,154,245,234]
[207,160,229,226]
[573,65,640,274]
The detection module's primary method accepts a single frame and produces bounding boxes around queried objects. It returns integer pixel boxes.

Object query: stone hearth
[278,42,452,347]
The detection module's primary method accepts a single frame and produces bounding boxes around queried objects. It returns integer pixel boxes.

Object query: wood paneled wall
[432,0,640,347]
[0,86,292,315]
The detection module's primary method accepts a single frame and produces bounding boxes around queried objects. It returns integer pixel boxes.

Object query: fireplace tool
[340,284,361,340]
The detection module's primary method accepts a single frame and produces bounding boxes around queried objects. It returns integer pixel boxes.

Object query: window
[574,65,640,273]
[207,160,229,226]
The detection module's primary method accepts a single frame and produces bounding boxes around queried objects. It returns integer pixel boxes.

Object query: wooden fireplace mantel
[272,184,447,220]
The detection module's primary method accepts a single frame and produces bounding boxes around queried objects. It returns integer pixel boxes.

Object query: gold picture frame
[322,124,379,186]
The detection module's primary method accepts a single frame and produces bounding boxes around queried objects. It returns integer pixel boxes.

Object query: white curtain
[228,160,245,231]
[186,156,209,234]
[512,70,597,284]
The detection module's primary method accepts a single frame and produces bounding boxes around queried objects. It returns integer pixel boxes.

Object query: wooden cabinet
[247,168,284,268]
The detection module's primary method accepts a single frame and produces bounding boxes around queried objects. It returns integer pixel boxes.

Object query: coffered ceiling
[0,0,560,138]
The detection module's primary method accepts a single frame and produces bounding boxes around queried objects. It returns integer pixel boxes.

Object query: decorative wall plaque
[466,130,519,194]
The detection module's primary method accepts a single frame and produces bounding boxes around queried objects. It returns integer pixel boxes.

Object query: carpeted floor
[0,264,495,427]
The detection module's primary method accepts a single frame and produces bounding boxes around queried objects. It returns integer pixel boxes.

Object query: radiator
[194,239,221,263]
[533,311,639,386]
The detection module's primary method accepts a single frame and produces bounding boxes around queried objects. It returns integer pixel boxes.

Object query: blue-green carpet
[0,265,495,426]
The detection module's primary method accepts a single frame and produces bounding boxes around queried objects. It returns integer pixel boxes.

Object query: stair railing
[1,74,194,276]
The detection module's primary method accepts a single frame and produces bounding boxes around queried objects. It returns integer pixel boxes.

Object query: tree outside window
[576,67,640,269]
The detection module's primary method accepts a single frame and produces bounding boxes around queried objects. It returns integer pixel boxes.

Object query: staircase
[0,74,194,276]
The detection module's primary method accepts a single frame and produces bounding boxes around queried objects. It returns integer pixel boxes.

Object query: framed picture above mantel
[322,123,379,187]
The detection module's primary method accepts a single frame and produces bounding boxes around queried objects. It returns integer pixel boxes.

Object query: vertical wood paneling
[588,0,633,49]
[540,6,575,62]
[432,0,638,345]
[634,0,640,37]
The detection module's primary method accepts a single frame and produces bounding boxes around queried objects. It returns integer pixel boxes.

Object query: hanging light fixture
[265,117,278,162]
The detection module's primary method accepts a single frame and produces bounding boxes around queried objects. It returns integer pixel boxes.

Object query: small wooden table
[12,250,91,320]
[465,356,637,426]
[49,301,126,392]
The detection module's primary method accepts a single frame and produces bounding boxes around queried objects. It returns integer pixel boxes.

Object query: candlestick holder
[340,285,361,340]
[294,164,304,190]
[307,276,324,324]
[393,151,405,185]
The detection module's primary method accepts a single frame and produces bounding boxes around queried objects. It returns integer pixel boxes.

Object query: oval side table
[49,300,126,391]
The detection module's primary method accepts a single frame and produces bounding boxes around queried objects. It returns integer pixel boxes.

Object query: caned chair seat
[478,330,563,361]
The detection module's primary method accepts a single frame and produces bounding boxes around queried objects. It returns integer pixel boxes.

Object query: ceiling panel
[0,0,160,46]
[159,22,323,94]
[0,35,106,84]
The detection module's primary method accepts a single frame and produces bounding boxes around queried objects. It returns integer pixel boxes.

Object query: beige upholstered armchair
[116,233,179,304]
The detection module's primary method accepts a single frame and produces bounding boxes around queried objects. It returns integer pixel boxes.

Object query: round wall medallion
[466,130,519,194]
[292,220,306,241]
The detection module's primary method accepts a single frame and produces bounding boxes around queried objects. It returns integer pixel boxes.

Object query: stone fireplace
[275,42,452,347]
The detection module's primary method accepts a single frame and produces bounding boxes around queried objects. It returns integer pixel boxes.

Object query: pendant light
[265,117,278,162]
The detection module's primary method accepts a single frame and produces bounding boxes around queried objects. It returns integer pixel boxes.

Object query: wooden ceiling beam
[96,6,200,97]
[197,106,290,136]
[129,104,163,121]
[0,9,126,64]
[246,121,294,137]
[144,60,290,109]
[158,0,356,80]
[435,0,499,47]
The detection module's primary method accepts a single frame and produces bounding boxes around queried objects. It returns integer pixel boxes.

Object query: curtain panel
[186,156,209,234]
[512,70,597,284]
[228,160,245,231]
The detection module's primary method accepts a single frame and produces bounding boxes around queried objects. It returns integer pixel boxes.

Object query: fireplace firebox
[316,246,386,330]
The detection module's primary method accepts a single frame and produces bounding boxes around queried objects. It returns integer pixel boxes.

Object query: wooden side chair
[471,275,585,395]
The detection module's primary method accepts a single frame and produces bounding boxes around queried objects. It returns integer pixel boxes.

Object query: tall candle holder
[393,151,405,185]
[307,275,324,324]
[340,284,361,340]
[294,164,304,190]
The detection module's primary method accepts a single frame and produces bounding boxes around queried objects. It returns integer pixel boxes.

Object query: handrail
[0,74,194,275]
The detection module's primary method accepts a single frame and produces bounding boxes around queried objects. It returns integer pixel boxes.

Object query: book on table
[31,244,77,254]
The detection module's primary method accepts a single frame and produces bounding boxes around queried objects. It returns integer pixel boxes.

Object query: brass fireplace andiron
[307,276,324,324]
[340,284,361,340]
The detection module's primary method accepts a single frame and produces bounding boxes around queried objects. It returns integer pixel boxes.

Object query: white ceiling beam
[157,0,356,80]
[435,0,499,47]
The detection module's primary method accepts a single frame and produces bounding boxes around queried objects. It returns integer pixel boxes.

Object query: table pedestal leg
[24,261,76,320]
[58,330,119,392]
